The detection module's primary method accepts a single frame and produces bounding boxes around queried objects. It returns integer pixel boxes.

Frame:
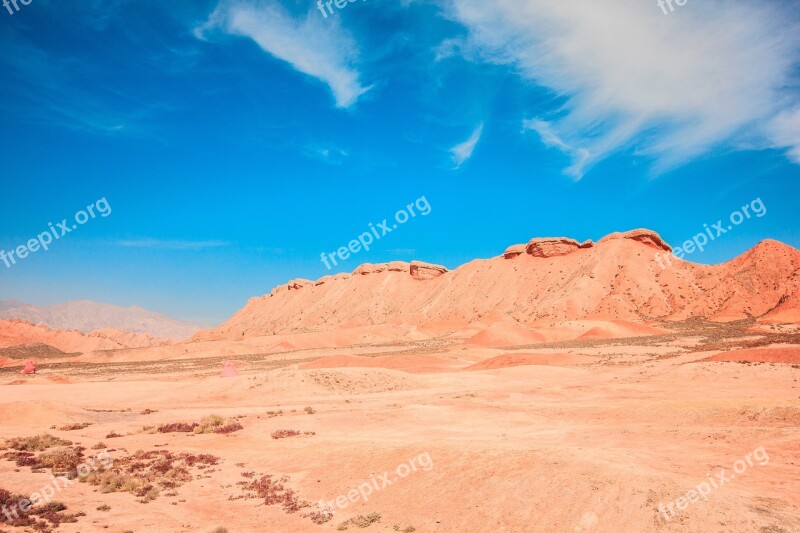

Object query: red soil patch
[704,346,800,364]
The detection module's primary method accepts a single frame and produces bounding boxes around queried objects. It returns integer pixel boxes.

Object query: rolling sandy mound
[704,346,800,364]
[299,353,461,373]
[465,322,547,347]
[195,230,800,341]
[576,320,672,340]
[467,352,590,370]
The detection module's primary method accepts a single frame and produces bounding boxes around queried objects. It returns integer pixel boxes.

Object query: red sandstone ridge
[192,229,800,340]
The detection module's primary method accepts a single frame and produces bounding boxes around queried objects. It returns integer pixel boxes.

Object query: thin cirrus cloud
[449,123,484,169]
[446,0,800,178]
[114,239,231,250]
[195,0,370,108]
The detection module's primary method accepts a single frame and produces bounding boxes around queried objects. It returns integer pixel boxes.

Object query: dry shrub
[36,446,85,478]
[82,450,218,503]
[337,513,382,530]
[58,423,92,431]
[5,434,72,452]
[192,415,244,435]
[271,430,315,440]
[238,474,305,514]
[3,444,87,479]
[307,510,334,524]
[157,423,198,433]
[0,488,84,532]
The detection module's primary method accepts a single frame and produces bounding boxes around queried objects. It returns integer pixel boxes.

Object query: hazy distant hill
[0,300,201,341]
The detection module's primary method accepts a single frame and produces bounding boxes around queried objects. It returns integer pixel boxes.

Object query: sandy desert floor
[1,319,799,533]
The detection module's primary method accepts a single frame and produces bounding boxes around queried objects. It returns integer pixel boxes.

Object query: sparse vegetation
[92,442,107,449]
[193,415,244,435]
[304,406,316,414]
[105,431,123,439]
[307,510,334,524]
[0,489,84,532]
[82,450,219,503]
[58,423,92,431]
[237,473,305,513]
[337,513,382,530]
[157,422,198,433]
[5,434,72,452]
[156,415,243,435]
[271,430,315,439]
[36,446,85,478]
[97,504,111,511]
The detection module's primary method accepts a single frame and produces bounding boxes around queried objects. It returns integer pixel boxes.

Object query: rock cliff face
[354,262,410,275]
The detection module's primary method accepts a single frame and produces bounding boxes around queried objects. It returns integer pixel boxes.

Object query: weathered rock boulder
[287,278,313,290]
[525,238,592,258]
[503,244,527,259]
[598,229,671,252]
[354,262,409,275]
[314,275,334,286]
[410,261,448,280]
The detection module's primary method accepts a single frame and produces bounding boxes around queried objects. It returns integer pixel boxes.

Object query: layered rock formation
[193,229,800,340]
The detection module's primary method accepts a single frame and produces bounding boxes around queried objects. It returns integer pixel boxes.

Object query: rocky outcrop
[525,238,593,258]
[598,229,671,252]
[288,279,314,291]
[410,261,448,280]
[503,244,527,259]
[354,262,410,276]
[315,276,334,287]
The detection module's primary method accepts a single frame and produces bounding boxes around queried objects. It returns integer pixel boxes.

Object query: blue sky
[1,0,799,325]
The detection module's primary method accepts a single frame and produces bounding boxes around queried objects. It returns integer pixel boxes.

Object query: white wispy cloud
[446,0,800,177]
[195,0,370,108]
[115,239,231,250]
[523,119,589,179]
[450,123,484,168]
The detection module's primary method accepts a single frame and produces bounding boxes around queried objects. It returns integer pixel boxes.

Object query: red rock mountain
[0,319,169,355]
[194,229,800,340]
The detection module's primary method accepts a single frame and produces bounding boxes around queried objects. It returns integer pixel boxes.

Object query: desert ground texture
[2,231,800,532]
[1,318,799,533]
